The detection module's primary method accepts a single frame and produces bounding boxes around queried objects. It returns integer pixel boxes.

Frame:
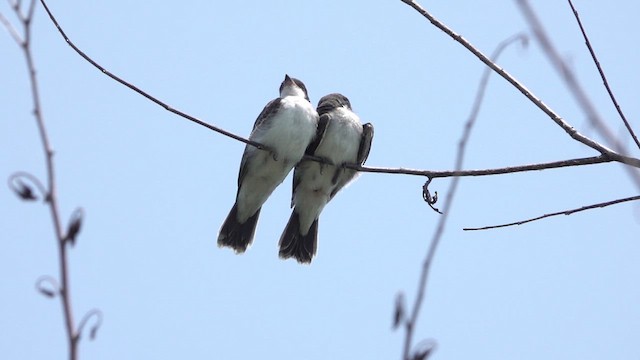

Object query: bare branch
[77,309,103,342]
[8,171,47,200]
[25,0,36,23]
[5,2,89,359]
[464,195,640,231]
[350,154,634,178]
[35,275,60,298]
[400,33,523,360]
[37,0,271,153]
[399,0,636,169]
[516,0,640,189]
[0,11,23,44]
[566,0,640,150]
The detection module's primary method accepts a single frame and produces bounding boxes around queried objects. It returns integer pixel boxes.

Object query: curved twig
[401,33,525,360]
[76,309,103,342]
[464,194,640,231]
[8,171,47,201]
[35,275,60,298]
[422,178,441,214]
[566,0,640,150]
[399,0,635,167]
[516,0,640,189]
[37,0,271,153]
[412,339,437,360]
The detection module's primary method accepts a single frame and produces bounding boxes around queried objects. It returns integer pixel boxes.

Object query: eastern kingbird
[218,75,319,253]
[279,93,374,263]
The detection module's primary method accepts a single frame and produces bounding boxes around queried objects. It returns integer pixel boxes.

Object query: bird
[279,93,374,264]
[218,75,319,254]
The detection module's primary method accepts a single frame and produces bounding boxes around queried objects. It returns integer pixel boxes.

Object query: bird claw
[317,157,335,175]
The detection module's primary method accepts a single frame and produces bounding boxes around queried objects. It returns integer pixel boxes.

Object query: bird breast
[315,111,362,164]
[258,96,318,162]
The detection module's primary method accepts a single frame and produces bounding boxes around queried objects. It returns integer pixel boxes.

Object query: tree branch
[3,2,98,359]
[566,0,640,151]
[37,0,271,153]
[352,154,636,178]
[0,11,23,44]
[399,0,636,170]
[516,0,640,189]
[464,195,640,231]
[399,33,525,360]
[38,0,640,182]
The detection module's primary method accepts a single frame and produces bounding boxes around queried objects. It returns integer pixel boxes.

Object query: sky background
[1,1,639,359]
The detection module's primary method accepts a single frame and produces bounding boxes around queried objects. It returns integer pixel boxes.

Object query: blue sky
[1,1,638,359]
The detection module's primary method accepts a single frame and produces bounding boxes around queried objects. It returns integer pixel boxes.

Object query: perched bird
[279,93,374,263]
[218,75,319,253]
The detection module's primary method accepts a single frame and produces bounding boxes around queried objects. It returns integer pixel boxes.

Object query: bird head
[279,74,310,101]
[316,93,352,116]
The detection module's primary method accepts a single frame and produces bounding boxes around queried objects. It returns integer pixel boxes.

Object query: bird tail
[217,204,261,253]
[278,211,318,264]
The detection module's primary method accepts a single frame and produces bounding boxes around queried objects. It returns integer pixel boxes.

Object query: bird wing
[236,98,282,189]
[290,112,330,207]
[305,112,330,157]
[356,122,374,165]
[327,122,374,201]
[252,98,281,130]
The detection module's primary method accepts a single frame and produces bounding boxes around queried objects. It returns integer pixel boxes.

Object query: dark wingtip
[217,205,261,254]
[278,212,318,264]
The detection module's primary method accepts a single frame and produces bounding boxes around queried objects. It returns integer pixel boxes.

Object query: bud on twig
[35,275,60,299]
[65,208,84,247]
[393,292,405,330]
[13,178,37,201]
[412,339,437,360]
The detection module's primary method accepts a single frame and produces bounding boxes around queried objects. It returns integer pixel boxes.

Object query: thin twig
[401,34,525,360]
[464,195,640,231]
[566,0,640,150]
[77,309,103,341]
[516,0,640,189]
[25,0,36,23]
[37,0,270,152]
[353,154,639,178]
[0,11,23,43]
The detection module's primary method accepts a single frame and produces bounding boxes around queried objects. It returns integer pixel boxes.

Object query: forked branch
[400,0,638,171]
[566,0,640,150]
[37,0,640,184]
